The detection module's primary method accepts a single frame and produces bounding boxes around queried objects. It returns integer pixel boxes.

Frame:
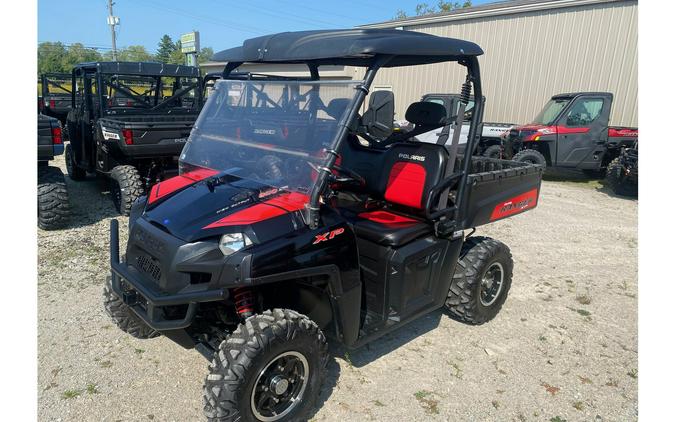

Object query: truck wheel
[512,149,547,170]
[110,165,144,216]
[604,157,622,192]
[483,145,502,159]
[103,278,159,339]
[446,236,513,325]
[38,166,70,230]
[65,144,87,181]
[203,309,328,422]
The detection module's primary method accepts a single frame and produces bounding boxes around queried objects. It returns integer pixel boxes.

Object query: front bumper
[109,219,228,330]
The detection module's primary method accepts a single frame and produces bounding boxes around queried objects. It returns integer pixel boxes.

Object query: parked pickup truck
[501,92,638,175]
[65,62,203,215]
[413,93,513,157]
[38,114,70,230]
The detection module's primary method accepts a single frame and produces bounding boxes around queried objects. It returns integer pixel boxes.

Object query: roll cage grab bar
[221,55,484,234]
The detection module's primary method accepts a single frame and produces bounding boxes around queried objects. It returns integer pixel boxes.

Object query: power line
[138,0,267,36]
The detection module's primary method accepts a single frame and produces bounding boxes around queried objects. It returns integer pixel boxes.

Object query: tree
[156,34,175,63]
[199,47,214,62]
[168,40,185,65]
[38,42,68,74]
[395,0,472,19]
[118,45,155,62]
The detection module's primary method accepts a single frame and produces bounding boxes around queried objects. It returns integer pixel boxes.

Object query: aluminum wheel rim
[250,351,309,421]
[480,262,504,306]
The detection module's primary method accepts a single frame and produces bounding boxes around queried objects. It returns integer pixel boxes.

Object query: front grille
[137,254,161,281]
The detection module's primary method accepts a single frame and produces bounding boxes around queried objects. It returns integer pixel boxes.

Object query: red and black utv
[502,92,638,175]
[105,29,543,421]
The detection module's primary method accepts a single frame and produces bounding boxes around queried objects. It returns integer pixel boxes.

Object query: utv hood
[143,172,307,243]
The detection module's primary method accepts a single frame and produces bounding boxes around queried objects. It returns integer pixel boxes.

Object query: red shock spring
[232,287,255,319]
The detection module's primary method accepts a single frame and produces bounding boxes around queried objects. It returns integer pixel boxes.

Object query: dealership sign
[180,32,200,53]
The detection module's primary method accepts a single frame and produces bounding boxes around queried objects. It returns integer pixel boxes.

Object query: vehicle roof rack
[213,29,483,67]
[72,62,200,78]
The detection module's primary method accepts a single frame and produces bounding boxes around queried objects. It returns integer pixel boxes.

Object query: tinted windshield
[531,98,570,125]
[102,74,200,112]
[180,79,358,194]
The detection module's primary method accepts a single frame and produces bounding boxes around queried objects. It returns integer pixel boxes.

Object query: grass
[134,348,145,355]
[414,390,440,415]
[372,400,385,407]
[573,401,585,411]
[627,368,638,379]
[86,383,99,394]
[550,417,567,422]
[449,361,463,379]
[61,389,81,399]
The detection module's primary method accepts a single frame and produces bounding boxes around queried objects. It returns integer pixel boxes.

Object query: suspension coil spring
[232,287,255,319]
[460,77,472,104]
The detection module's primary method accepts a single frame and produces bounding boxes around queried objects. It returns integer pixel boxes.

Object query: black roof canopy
[213,29,483,67]
[72,62,200,78]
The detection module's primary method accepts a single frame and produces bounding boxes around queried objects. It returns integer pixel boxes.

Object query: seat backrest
[376,143,448,211]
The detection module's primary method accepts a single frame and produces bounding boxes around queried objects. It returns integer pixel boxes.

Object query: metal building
[359,0,638,126]
[201,0,637,126]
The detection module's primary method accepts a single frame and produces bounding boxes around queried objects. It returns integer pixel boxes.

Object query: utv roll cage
[211,29,485,235]
[70,62,203,115]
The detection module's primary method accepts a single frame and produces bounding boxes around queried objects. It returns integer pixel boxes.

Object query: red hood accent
[148,168,219,205]
[203,192,308,229]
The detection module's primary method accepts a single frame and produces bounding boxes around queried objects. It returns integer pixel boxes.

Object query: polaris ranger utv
[65,62,203,215]
[105,29,543,421]
[39,72,74,126]
[414,93,513,157]
[38,114,70,229]
[501,92,638,174]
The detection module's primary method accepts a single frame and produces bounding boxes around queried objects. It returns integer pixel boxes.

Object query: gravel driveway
[38,155,638,422]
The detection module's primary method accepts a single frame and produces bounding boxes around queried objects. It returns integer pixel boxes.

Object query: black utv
[65,62,203,214]
[39,72,74,126]
[38,114,70,229]
[105,30,543,421]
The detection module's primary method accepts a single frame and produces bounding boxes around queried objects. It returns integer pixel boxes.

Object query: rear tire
[446,236,513,325]
[203,309,328,422]
[103,277,159,339]
[512,149,547,170]
[38,166,70,230]
[65,143,87,181]
[110,165,144,216]
[604,157,622,192]
[483,145,502,159]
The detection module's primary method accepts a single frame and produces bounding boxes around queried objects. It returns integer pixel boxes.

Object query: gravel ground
[38,154,638,422]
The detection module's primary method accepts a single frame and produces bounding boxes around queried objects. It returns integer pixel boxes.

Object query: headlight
[219,233,252,256]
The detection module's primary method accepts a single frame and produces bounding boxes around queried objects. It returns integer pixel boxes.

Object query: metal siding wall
[370,0,637,126]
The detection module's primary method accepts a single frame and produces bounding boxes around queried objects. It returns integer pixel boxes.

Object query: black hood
[143,176,303,243]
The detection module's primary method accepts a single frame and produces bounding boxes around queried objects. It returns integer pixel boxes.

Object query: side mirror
[362,90,394,140]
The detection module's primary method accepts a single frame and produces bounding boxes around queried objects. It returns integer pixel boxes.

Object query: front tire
[38,166,70,230]
[604,157,622,192]
[110,165,144,216]
[203,309,328,422]
[103,278,159,339]
[512,149,547,171]
[446,236,513,325]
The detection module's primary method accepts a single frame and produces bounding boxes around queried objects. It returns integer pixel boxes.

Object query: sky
[38,0,498,54]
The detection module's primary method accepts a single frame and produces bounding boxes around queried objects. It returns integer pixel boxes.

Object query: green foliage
[156,34,176,63]
[395,0,472,19]
[199,47,214,62]
[38,34,215,75]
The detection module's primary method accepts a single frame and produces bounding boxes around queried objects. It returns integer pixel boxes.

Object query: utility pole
[107,0,119,60]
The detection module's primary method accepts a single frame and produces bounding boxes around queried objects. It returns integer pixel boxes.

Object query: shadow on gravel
[310,310,443,416]
[543,168,637,201]
[64,176,121,229]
